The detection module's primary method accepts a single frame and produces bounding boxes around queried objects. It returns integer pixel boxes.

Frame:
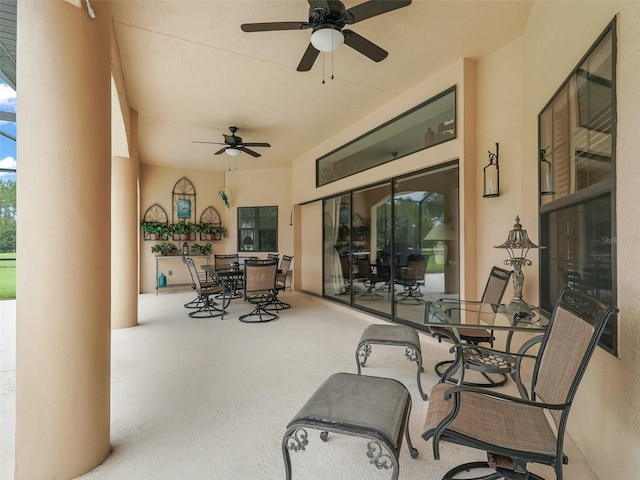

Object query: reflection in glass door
[394,165,459,327]
[352,183,393,317]
[321,163,459,327]
[323,194,351,304]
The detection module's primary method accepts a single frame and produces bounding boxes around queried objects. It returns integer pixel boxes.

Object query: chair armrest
[442,384,570,411]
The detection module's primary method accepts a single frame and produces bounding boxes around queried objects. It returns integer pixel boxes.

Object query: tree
[0,179,17,252]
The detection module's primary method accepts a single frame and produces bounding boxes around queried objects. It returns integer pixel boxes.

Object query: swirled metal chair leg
[405,346,427,400]
[356,343,372,371]
[282,428,309,480]
[366,441,399,479]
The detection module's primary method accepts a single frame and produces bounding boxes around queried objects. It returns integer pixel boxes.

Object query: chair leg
[184,293,206,309]
[188,294,226,319]
[265,288,290,311]
[239,295,278,323]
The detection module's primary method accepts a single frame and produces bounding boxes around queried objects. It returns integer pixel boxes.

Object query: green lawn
[0,253,16,299]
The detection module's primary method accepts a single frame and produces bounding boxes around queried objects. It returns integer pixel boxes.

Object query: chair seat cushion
[423,383,558,457]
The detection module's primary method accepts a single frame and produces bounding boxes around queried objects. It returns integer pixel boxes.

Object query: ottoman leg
[356,342,372,372]
[405,346,428,400]
[282,427,309,480]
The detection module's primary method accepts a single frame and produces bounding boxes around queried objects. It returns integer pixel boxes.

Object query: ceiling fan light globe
[311,27,344,52]
[226,148,241,156]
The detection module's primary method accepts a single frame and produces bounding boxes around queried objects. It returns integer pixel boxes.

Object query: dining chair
[354,254,385,298]
[239,258,279,323]
[214,253,239,271]
[422,288,618,480]
[395,253,428,303]
[427,265,513,386]
[184,257,226,319]
[266,254,293,311]
[182,256,218,309]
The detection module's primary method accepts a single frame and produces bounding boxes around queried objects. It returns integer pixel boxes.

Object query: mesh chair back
[482,266,512,304]
[267,253,280,261]
[214,254,239,271]
[244,259,278,296]
[532,288,618,428]
[185,257,205,290]
[277,255,293,287]
[354,255,372,282]
[338,254,351,281]
[404,254,427,281]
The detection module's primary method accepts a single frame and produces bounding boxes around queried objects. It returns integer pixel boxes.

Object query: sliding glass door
[393,164,459,326]
[322,163,459,326]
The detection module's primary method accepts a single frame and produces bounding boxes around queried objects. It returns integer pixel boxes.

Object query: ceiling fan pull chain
[331,49,334,80]
[322,52,325,84]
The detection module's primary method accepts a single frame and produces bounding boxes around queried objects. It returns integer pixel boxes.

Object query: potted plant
[197,222,218,240]
[190,242,212,255]
[352,226,368,241]
[214,225,228,238]
[172,221,194,240]
[141,221,170,240]
[151,242,178,256]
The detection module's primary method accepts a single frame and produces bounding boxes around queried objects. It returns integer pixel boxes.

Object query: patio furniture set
[182,253,293,322]
[281,266,618,480]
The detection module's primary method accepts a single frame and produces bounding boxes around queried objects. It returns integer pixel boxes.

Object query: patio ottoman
[282,372,418,480]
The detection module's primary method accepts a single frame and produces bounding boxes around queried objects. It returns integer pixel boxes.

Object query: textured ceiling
[113,1,533,172]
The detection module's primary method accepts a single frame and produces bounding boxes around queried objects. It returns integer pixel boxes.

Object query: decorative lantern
[483,143,500,198]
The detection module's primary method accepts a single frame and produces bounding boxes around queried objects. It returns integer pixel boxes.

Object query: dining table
[424,299,550,395]
[201,264,245,303]
[201,262,283,307]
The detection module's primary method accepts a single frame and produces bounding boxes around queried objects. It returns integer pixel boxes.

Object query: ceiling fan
[192,126,271,157]
[240,0,412,72]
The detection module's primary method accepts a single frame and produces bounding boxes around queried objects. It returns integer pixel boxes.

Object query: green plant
[141,221,170,238]
[214,225,228,237]
[197,222,215,234]
[151,243,178,255]
[172,221,194,235]
[190,242,212,255]
[352,226,368,241]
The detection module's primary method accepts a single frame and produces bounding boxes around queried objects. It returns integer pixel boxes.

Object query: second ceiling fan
[241,0,412,72]
[192,126,271,157]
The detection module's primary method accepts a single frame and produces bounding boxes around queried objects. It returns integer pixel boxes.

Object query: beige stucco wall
[139,164,293,293]
[290,2,640,478]
[517,3,640,479]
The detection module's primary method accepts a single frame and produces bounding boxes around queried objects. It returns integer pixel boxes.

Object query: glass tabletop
[425,299,549,333]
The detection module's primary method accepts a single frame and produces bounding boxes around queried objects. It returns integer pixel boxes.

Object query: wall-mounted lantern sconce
[483,142,500,198]
[540,147,555,196]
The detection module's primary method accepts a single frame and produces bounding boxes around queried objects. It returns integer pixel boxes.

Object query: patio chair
[214,253,239,271]
[354,254,385,298]
[184,257,227,319]
[395,253,428,303]
[182,256,218,309]
[239,258,279,323]
[266,254,293,311]
[337,252,353,293]
[427,266,512,385]
[422,288,618,480]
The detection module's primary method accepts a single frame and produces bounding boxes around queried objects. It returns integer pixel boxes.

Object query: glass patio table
[424,299,550,393]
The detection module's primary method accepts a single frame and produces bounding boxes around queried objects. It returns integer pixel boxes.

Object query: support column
[111,155,139,329]
[16,2,111,478]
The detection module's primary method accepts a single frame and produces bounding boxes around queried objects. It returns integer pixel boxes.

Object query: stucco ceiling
[110,0,533,172]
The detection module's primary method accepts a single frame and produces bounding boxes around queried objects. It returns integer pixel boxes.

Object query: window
[316,87,456,186]
[0,78,17,300]
[538,19,616,354]
[238,206,278,252]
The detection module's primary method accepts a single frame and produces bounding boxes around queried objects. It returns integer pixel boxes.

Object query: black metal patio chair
[422,288,618,480]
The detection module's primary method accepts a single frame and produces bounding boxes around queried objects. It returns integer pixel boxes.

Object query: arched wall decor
[142,203,169,241]
[199,206,223,241]
[172,177,196,241]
